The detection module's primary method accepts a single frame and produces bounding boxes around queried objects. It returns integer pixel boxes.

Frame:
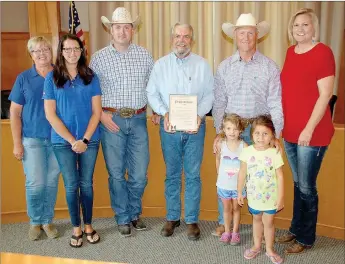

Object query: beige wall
[0,1,90,32]
[0,2,29,32]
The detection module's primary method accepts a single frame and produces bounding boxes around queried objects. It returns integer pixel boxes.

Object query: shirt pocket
[248,74,269,100]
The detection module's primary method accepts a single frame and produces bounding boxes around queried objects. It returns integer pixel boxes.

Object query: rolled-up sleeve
[267,65,284,138]
[146,62,168,116]
[197,63,214,118]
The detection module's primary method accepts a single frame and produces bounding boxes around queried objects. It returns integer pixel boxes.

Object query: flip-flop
[244,248,261,259]
[265,252,284,264]
[84,230,100,244]
[69,232,83,248]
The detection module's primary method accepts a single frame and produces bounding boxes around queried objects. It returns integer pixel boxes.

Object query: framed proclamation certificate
[169,94,197,131]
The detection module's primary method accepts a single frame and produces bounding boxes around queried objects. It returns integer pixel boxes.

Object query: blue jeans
[160,119,206,224]
[284,140,328,246]
[22,137,60,225]
[52,141,100,227]
[217,125,253,225]
[100,112,149,225]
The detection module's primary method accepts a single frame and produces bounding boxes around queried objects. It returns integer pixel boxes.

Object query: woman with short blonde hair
[9,36,60,241]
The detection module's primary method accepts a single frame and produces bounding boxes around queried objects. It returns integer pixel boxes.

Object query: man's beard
[173,47,191,58]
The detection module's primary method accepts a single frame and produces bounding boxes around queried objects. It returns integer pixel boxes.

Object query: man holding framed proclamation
[169,94,198,131]
[147,23,214,240]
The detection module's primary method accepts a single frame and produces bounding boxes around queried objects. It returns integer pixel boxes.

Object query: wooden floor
[1,253,125,264]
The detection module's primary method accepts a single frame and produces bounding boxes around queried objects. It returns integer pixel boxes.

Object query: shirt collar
[171,52,192,65]
[230,50,262,64]
[109,41,133,54]
[30,64,54,77]
[30,64,39,77]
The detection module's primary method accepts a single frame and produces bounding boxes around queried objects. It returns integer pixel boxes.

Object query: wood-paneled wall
[1,33,32,90]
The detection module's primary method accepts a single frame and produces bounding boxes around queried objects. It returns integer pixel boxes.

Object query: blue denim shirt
[43,71,102,144]
[9,65,51,139]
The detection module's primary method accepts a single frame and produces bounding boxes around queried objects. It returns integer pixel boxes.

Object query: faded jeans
[22,137,60,225]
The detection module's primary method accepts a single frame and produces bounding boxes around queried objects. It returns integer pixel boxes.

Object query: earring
[312,37,316,44]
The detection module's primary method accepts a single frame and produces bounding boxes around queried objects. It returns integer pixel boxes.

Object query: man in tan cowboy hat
[89,7,154,238]
[211,13,284,237]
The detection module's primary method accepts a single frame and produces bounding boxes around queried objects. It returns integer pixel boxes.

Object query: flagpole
[70,1,74,34]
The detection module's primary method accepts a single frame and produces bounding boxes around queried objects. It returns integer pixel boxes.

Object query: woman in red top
[277,8,335,254]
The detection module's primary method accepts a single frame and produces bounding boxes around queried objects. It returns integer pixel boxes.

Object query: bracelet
[82,138,89,145]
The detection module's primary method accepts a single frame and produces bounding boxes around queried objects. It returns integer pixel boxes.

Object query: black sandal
[84,230,100,244]
[69,232,83,248]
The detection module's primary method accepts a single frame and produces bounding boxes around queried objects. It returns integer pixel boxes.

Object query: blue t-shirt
[8,65,51,139]
[43,71,102,144]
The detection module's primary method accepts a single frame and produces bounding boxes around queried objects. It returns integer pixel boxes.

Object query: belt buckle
[119,108,135,118]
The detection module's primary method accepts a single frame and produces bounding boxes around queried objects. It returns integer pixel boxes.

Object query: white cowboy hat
[222,13,270,39]
[101,7,141,29]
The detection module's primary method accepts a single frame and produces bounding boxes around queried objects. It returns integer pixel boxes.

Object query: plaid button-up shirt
[89,43,154,109]
[212,50,284,137]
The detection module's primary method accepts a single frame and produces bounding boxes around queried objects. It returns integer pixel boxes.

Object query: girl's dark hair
[250,115,276,141]
[53,34,93,88]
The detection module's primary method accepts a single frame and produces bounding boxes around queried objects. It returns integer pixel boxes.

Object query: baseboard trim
[2,207,344,240]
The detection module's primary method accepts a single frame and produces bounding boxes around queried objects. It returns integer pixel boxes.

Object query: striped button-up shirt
[89,43,154,109]
[212,50,283,137]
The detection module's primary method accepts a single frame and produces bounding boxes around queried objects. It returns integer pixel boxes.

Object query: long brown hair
[53,34,93,88]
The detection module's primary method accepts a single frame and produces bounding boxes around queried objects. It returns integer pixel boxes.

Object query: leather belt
[240,117,256,128]
[102,105,147,118]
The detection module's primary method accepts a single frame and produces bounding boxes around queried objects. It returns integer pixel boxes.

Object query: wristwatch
[82,138,89,145]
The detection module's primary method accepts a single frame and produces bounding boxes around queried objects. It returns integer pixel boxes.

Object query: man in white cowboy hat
[89,7,154,238]
[211,13,284,237]
[146,23,214,241]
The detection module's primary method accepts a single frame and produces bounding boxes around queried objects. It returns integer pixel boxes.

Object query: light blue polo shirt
[9,65,51,139]
[43,71,102,144]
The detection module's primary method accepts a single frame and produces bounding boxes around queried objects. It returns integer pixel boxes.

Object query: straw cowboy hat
[222,13,270,39]
[101,7,141,29]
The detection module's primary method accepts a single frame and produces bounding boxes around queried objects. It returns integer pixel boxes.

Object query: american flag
[69,1,87,55]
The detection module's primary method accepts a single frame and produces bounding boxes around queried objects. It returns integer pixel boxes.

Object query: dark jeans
[53,141,100,227]
[283,140,328,246]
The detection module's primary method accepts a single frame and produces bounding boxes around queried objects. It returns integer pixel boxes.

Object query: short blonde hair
[287,8,319,44]
[27,36,52,54]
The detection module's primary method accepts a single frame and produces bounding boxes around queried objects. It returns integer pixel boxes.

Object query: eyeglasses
[31,47,51,55]
[62,47,83,53]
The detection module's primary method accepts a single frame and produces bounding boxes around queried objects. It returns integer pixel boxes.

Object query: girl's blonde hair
[220,113,245,138]
[287,8,319,44]
[250,115,275,141]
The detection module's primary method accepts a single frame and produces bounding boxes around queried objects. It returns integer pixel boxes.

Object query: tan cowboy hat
[222,13,270,39]
[101,7,141,29]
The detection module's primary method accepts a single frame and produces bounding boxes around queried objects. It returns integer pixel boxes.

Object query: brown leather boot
[285,241,311,254]
[275,233,296,244]
[187,223,200,240]
[160,220,180,237]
